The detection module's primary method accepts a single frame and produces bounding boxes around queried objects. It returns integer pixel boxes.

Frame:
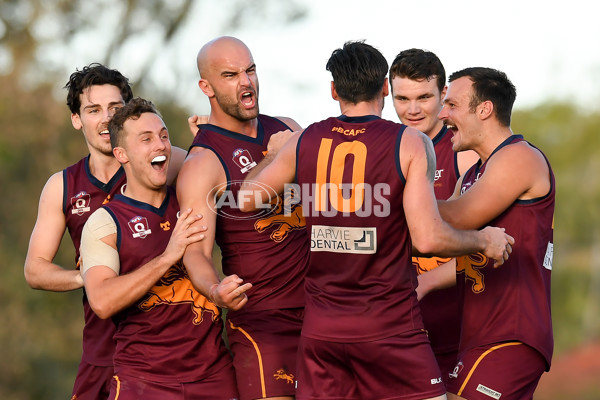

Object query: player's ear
[440,86,448,105]
[113,146,129,164]
[478,100,494,120]
[199,79,214,97]
[71,113,82,130]
[331,81,338,101]
[382,77,389,97]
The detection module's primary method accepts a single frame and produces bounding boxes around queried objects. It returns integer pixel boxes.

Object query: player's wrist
[208,283,227,309]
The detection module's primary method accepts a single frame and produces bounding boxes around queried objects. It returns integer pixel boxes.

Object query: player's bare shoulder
[275,116,302,131]
[399,127,436,181]
[177,146,227,202]
[487,139,551,199]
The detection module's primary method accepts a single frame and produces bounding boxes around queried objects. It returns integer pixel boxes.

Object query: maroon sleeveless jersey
[413,126,464,355]
[190,115,308,314]
[458,135,554,368]
[103,187,232,382]
[63,155,125,366]
[296,115,423,342]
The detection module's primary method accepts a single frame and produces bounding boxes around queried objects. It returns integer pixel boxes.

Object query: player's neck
[426,121,446,139]
[87,151,121,184]
[339,100,382,118]
[209,109,258,138]
[123,181,167,208]
[476,126,515,163]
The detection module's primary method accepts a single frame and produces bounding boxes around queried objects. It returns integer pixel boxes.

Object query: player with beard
[176,36,308,400]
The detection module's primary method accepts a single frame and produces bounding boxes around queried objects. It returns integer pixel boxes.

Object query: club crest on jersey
[232,148,257,174]
[71,191,91,216]
[128,216,152,239]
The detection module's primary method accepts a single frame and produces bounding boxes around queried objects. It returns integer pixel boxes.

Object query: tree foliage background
[0,1,598,399]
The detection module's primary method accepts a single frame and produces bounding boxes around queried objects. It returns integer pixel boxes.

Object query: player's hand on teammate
[480,226,515,267]
[266,129,300,157]
[208,274,252,311]
[187,114,209,136]
[162,208,206,266]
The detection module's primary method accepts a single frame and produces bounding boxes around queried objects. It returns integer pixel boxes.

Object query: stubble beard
[215,91,259,122]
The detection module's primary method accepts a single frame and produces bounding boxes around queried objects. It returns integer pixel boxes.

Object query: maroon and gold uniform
[295,115,445,399]
[102,187,236,398]
[447,135,554,399]
[63,155,125,399]
[413,126,464,380]
[190,115,308,400]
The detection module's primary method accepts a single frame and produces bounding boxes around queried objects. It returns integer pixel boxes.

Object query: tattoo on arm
[421,135,436,183]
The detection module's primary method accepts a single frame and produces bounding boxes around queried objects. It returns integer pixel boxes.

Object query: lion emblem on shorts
[254,187,305,242]
[456,253,488,293]
[139,262,220,324]
[273,368,295,385]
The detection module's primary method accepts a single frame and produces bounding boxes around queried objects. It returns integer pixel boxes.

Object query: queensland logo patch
[71,191,91,215]
[128,216,152,239]
[232,148,257,174]
[449,361,464,379]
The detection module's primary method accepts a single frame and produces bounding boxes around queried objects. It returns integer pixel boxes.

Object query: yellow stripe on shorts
[229,320,267,398]
[457,342,522,396]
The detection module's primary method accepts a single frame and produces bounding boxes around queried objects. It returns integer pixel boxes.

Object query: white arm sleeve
[80,208,120,276]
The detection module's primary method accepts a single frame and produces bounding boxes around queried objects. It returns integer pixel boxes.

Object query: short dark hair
[108,97,161,149]
[389,48,446,93]
[64,63,133,114]
[326,41,388,104]
[448,67,516,127]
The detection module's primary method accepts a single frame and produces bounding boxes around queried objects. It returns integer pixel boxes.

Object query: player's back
[296,115,422,342]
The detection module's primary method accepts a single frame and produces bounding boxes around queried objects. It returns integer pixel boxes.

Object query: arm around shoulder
[439,142,549,230]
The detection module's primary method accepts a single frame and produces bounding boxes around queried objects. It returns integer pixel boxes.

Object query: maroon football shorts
[447,341,546,400]
[434,349,459,384]
[226,307,304,400]
[296,329,446,400]
[71,360,112,400]
[108,364,238,400]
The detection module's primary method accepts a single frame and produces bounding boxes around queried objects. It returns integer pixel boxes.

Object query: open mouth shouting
[240,89,256,110]
[151,155,168,171]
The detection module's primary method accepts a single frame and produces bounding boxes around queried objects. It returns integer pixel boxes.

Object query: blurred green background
[1,0,599,399]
